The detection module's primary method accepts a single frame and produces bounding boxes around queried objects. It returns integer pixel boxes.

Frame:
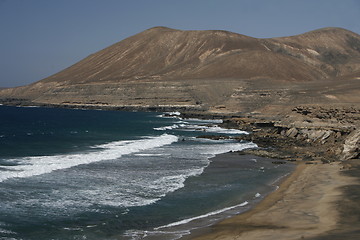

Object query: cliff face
[1,27,359,113]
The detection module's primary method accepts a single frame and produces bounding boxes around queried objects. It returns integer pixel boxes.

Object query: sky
[0,0,359,88]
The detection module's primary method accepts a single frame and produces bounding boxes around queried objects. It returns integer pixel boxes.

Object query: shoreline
[140,152,295,240]
[179,110,360,239]
[1,104,359,239]
[183,162,305,239]
[187,161,357,240]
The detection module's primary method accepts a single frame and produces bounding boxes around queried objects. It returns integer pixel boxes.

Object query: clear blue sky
[1,0,359,87]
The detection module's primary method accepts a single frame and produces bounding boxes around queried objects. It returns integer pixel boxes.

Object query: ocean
[0,105,294,240]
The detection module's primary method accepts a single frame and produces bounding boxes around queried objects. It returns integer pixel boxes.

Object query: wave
[166,111,181,116]
[154,124,184,131]
[182,118,223,124]
[123,229,191,240]
[157,111,181,118]
[134,153,170,157]
[183,124,247,134]
[0,134,178,183]
[155,201,249,229]
[203,126,248,134]
[203,142,257,156]
[154,123,248,135]
[151,168,204,196]
[152,191,262,231]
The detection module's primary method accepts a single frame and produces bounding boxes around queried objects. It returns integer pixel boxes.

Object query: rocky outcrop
[215,105,360,163]
[342,129,360,160]
[292,106,360,124]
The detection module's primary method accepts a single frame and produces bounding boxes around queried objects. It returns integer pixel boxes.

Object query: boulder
[341,129,360,160]
[286,127,298,138]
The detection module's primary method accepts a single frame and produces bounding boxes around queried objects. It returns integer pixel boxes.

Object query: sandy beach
[189,161,358,240]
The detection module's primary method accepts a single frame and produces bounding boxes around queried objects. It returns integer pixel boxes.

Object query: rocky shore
[184,104,360,164]
[1,101,359,239]
[182,105,360,240]
[2,99,358,164]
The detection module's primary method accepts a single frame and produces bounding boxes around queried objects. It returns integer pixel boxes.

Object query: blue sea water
[0,106,294,240]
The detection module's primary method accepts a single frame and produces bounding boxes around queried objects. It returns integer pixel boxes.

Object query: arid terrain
[0,26,359,114]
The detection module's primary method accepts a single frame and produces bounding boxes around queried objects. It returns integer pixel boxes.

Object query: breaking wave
[0,134,178,182]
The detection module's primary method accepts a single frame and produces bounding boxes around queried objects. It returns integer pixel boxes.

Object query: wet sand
[189,161,359,240]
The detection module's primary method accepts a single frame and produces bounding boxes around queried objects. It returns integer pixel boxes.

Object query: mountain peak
[145,26,179,32]
[307,27,355,34]
[1,27,359,111]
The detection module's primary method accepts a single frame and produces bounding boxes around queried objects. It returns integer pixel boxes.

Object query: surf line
[0,134,178,182]
[155,201,249,230]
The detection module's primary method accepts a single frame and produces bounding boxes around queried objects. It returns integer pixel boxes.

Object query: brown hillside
[0,27,359,114]
[35,27,360,84]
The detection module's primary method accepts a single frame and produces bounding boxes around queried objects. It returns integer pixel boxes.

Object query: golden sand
[192,162,354,240]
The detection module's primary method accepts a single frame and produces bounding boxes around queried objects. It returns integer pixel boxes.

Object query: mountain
[1,27,359,114]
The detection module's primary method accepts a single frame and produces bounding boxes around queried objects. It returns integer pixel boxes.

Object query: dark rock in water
[196,135,232,140]
[241,148,291,160]
[272,161,287,164]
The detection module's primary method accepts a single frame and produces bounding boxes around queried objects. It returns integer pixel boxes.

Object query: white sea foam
[173,124,248,135]
[151,168,204,196]
[155,201,249,229]
[123,229,190,240]
[166,111,181,116]
[0,222,16,236]
[23,105,40,108]
[92,142,255,209]
[0,228,17,235]
[270,172,291,186]
[0,134,178,182]
[206,142,257,156]
[184,118,223,124]
[175,120,188,124]
[134,153,170,157]
[154,124,181,131]
[56,168,205,209]
[204,126,248,134]
[157,111,182,118]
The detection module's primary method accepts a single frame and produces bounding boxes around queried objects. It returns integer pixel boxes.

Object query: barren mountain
[1,26,359,114]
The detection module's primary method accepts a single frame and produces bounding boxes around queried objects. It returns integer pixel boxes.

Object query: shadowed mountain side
[0,27,359,114]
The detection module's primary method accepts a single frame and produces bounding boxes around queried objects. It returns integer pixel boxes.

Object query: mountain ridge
[1,26,359,114]
[28,26,360,85]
